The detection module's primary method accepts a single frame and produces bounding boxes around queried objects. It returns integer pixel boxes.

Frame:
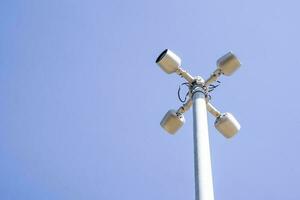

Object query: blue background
[1,0,300,199]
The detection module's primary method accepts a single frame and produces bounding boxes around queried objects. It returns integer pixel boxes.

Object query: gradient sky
[1,0,300,199]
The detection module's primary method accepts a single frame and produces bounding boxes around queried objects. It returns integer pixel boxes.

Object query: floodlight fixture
[214,112,240,138]
[156,49,194,83]
[217,52,241,76]
[160,110,185,134]
[156,49,181,74]
[155,48,243,200]
[205,51,241,85]
[160,97,193,134]
[206,102,241,138]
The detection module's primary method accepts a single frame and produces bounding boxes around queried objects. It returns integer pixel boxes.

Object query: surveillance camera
[160,109,185,134]
[214,112,240,138]
[217,52,241,76]
[156,49,181,74]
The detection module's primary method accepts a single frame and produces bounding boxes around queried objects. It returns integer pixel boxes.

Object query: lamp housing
[156,49,181,74]
[217,52,241,76]
[214,112,240,138]
[160,109,185,134]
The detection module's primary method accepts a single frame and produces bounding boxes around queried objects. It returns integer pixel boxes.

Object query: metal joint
[191,76,208,98]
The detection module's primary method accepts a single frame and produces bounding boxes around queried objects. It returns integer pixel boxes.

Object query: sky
[1,0,300,199]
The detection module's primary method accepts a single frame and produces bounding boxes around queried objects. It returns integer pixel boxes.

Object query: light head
[217,52,241,76]
[214,112,240,138]
[160,109,185,134]
[156,49,181,74]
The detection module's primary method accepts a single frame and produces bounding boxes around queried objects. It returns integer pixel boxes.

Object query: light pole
[156,49,242,200]
[192,84,214,200]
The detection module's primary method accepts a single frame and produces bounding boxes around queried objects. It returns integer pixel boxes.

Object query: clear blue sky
[1,0,300,199]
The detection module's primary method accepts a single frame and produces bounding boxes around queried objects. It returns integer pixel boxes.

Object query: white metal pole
[192,88,215,200]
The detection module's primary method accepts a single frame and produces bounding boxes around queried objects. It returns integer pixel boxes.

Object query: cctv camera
[214,112,240,138]
[217,52,241,76]
[160,109,185,134]
[156,49,181,74]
